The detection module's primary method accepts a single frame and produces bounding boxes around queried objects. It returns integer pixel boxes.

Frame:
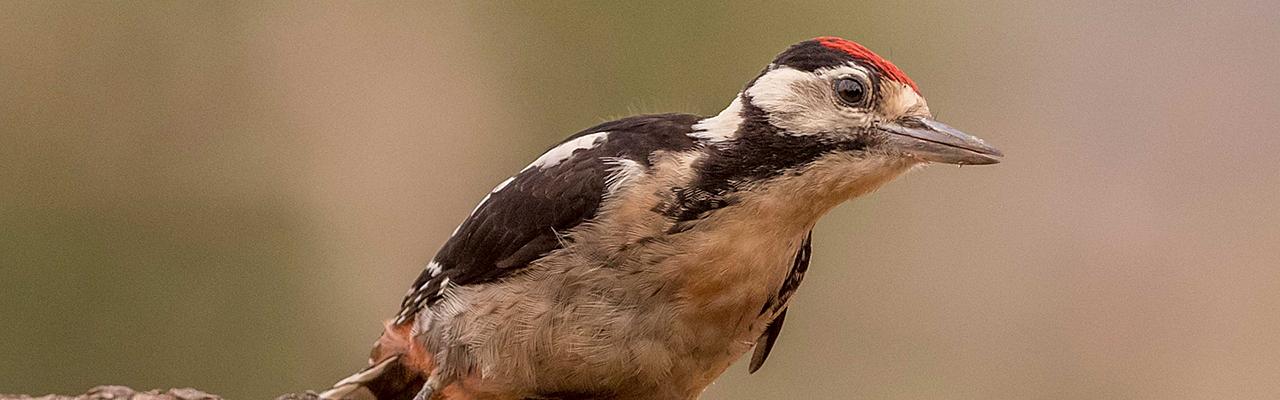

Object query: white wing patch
[526,131,610,170]
[425,261,443,278]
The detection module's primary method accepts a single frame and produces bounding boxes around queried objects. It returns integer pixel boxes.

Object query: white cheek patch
[744,66,813,112]
[745,64,873,135]
[526,131,610,170]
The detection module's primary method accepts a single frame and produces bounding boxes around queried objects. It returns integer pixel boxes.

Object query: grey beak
[877,116,1003,165]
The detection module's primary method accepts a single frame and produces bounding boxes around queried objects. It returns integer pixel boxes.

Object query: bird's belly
[424,250,794,399]
[422,267,691,398]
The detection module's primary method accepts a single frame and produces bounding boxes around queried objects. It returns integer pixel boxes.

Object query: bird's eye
[834,78,866,106]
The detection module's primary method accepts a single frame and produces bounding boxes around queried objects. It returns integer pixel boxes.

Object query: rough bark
[0,386,320,400]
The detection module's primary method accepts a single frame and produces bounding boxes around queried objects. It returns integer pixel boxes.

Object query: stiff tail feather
[320,320,431,400]
[318,355,426,400]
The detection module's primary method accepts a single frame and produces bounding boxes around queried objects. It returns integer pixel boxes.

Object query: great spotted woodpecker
[320,37,1002,400]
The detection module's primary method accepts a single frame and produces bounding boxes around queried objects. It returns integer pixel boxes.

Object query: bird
[318,36,1002,400]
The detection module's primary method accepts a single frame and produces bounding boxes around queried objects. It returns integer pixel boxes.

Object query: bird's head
[695,36,1001,169]
[686,37,1002,213]
[752,36,1001,165]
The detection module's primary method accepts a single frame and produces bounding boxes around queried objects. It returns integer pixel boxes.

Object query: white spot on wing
[437,277,451,296]
[425,261,443,277]
[526,132,609,170]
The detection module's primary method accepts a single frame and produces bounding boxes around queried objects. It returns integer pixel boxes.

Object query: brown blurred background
[2,1,1279,399]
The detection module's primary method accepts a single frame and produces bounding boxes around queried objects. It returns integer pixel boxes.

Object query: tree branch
[0,386,321,400]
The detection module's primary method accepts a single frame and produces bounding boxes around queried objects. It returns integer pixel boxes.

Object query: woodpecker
[320,37,1002,400]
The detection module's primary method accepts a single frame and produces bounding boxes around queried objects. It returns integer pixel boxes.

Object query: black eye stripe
[834,77,866,106]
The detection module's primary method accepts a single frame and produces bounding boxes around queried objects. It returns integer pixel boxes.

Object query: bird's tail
[318,355,424,400]
[318,321,430,400]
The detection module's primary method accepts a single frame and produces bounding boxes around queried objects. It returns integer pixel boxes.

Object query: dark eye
[834,78,866,106]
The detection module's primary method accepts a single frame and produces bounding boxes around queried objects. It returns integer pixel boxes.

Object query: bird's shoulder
[394,113,705,322]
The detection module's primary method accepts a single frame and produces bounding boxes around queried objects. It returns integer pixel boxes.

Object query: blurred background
[2,1,1279,399]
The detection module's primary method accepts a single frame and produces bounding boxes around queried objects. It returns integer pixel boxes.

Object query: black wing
[395,114,701,323]
[749,230,813,373]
